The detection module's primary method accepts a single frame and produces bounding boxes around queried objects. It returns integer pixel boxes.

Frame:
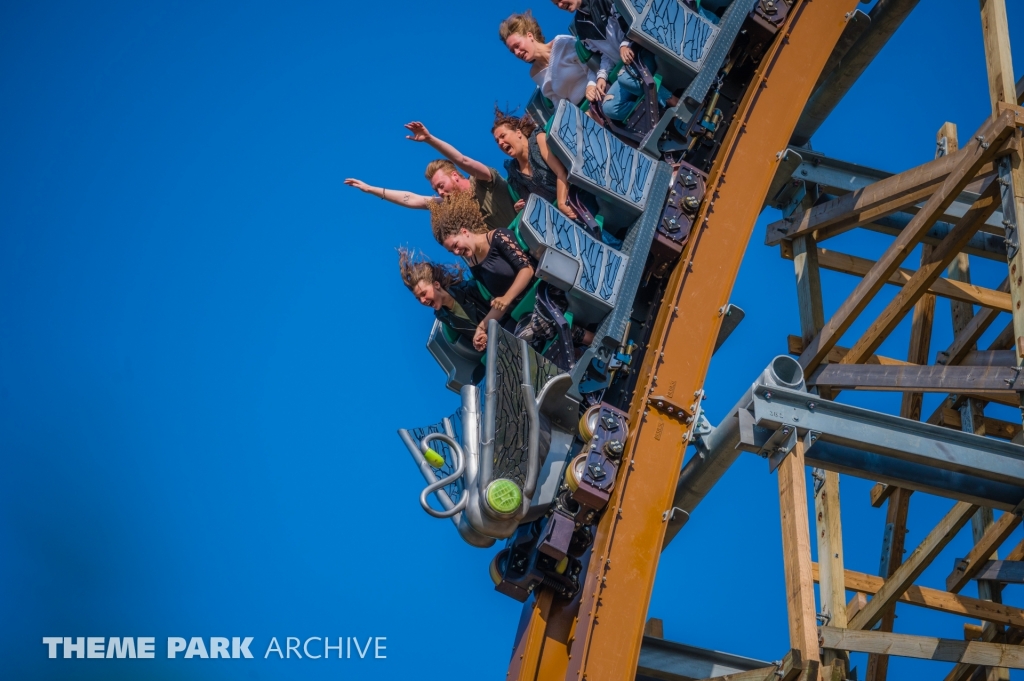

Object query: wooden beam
[980,0,1018,112]
[764,144,999,246]
[944,627,1024,681]
[842,183,1003,364]
[814,468,847,671]
[786,336,909,366]
[848,501,978,630]
[812,563,1024,628]
[643,617,663,638]
[870,483,895,508]
[947,510,1023,592]
[798,111,1018,374]
[778,438,820,667]
[810,363,1024,393]
[818,627,1024,668]
[793,236,824,346]
[786,247,1013,312]
[936,281,1010,366]
[980,0,1024,415]
[1004,535,1024,561]
[846,593,868,621]
[866,485,913,681]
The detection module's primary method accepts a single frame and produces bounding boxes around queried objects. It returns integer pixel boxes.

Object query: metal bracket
[812,467,826,495]
[648,395,694,422]
[879,522,895,576]
[764,424,799,473]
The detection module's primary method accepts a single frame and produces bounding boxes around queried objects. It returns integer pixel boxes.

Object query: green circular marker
[423,448,445,469]
[486,479,522,515]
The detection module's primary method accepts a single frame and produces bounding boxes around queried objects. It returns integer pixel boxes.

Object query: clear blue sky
[1,1,1022,679]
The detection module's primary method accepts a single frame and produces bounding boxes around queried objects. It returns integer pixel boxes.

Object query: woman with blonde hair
[499,11,588,107]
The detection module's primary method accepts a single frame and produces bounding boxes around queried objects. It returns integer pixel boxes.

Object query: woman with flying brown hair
[430,191,536,350]
[430,192,594,354]
[492,108,576,220]
[397,247,491,350]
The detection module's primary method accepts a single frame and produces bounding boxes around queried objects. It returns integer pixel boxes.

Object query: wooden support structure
[936,280,1011,366]
[813,564,1024,628]
[797,111,1017,374]
[849,501,978,630]
[947,511,1024,592]
[777,437,820,673]
[819,627,1024,668]
[781,246,1013,311]
[813,468,847,670]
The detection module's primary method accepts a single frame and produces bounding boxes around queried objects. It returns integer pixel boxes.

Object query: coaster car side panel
[520,194,629,325]
[547,101,657,222]
[400,324,579,541]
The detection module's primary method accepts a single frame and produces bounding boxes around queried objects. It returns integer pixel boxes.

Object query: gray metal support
[570,162,673,398]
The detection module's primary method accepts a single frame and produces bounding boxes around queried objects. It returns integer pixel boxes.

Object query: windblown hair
[424,158,460,182]
[429,190,490,245]
[397,247,465,293]
[491,106,538,138]
[499,11,545,44]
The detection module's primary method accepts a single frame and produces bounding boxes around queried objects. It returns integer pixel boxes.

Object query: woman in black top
[493,109,577,220]
[397,248,491,348]
[430,191,536,350]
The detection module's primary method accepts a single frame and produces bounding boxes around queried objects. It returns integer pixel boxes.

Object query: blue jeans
[603,57,673,121]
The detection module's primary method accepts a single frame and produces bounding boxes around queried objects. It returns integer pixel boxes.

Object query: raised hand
[344,178,372,192]
[405,121,431,143]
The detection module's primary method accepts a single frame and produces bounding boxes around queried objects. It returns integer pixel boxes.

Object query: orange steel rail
[507,1,861,678]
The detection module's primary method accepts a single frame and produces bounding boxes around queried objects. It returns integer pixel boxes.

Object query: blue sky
[1,1,1022,679]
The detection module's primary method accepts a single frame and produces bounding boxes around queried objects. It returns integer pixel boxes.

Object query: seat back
[519,194,629,326]
[426,319,484,393]
[614,0,722,90]
[547,100,658,231]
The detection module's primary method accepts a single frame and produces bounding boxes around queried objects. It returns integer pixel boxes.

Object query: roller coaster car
[400,321,634,601]
[400,323,579,548]
[607,0,791,162]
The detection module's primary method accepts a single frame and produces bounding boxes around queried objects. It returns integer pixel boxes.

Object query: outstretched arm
[344,178,437,210]
[405,121,492,182]
[536,132,577,220]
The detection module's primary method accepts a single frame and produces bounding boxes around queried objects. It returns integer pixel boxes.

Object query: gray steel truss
[741,384,1024,511]
[636,635,771,681]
